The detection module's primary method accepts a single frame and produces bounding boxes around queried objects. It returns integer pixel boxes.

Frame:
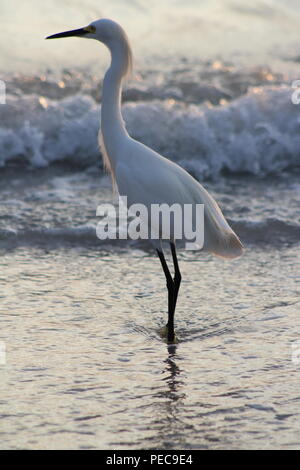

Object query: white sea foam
[0,85,299,178]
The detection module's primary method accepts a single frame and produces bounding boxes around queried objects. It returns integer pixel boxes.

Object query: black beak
[46,28,89,40]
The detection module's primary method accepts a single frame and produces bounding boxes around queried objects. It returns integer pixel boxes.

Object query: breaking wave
[0,216,299,250]
[1,84,299,179]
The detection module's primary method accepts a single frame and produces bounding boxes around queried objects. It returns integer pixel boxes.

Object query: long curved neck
[100,41,130,167]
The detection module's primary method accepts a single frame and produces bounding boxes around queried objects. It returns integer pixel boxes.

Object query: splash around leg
[158,324,178,344]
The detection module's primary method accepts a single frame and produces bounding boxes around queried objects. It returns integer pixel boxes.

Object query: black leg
[170,242,181,311]
[156,243,181,343]
[156,248,175,342]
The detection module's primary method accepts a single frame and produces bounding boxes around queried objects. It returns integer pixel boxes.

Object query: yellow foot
[158,325,178,344]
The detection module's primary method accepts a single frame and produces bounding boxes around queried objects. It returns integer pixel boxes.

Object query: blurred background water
[0,0,300,450]
[2,0,300,72]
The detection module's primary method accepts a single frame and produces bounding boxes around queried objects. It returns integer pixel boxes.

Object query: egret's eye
[84,25,96,34]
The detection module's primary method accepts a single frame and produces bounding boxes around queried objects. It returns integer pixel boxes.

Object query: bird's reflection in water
[150,343,189,448]
[164,344,183,399]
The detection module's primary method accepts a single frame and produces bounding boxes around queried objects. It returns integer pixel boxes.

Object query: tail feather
[209,230,244,259]
[198,186,244,259]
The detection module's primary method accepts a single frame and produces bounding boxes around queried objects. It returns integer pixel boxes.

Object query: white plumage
[47,18,243,342]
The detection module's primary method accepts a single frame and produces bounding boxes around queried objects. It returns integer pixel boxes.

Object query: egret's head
[46,18,127,46]
[46,18,133,77]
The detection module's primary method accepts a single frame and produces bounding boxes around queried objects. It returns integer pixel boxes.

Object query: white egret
[46,19,243,343]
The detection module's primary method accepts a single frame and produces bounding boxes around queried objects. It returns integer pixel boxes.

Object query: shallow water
[0,187,299,449]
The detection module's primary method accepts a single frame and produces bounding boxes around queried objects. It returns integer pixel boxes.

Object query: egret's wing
[115,141,243,258]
